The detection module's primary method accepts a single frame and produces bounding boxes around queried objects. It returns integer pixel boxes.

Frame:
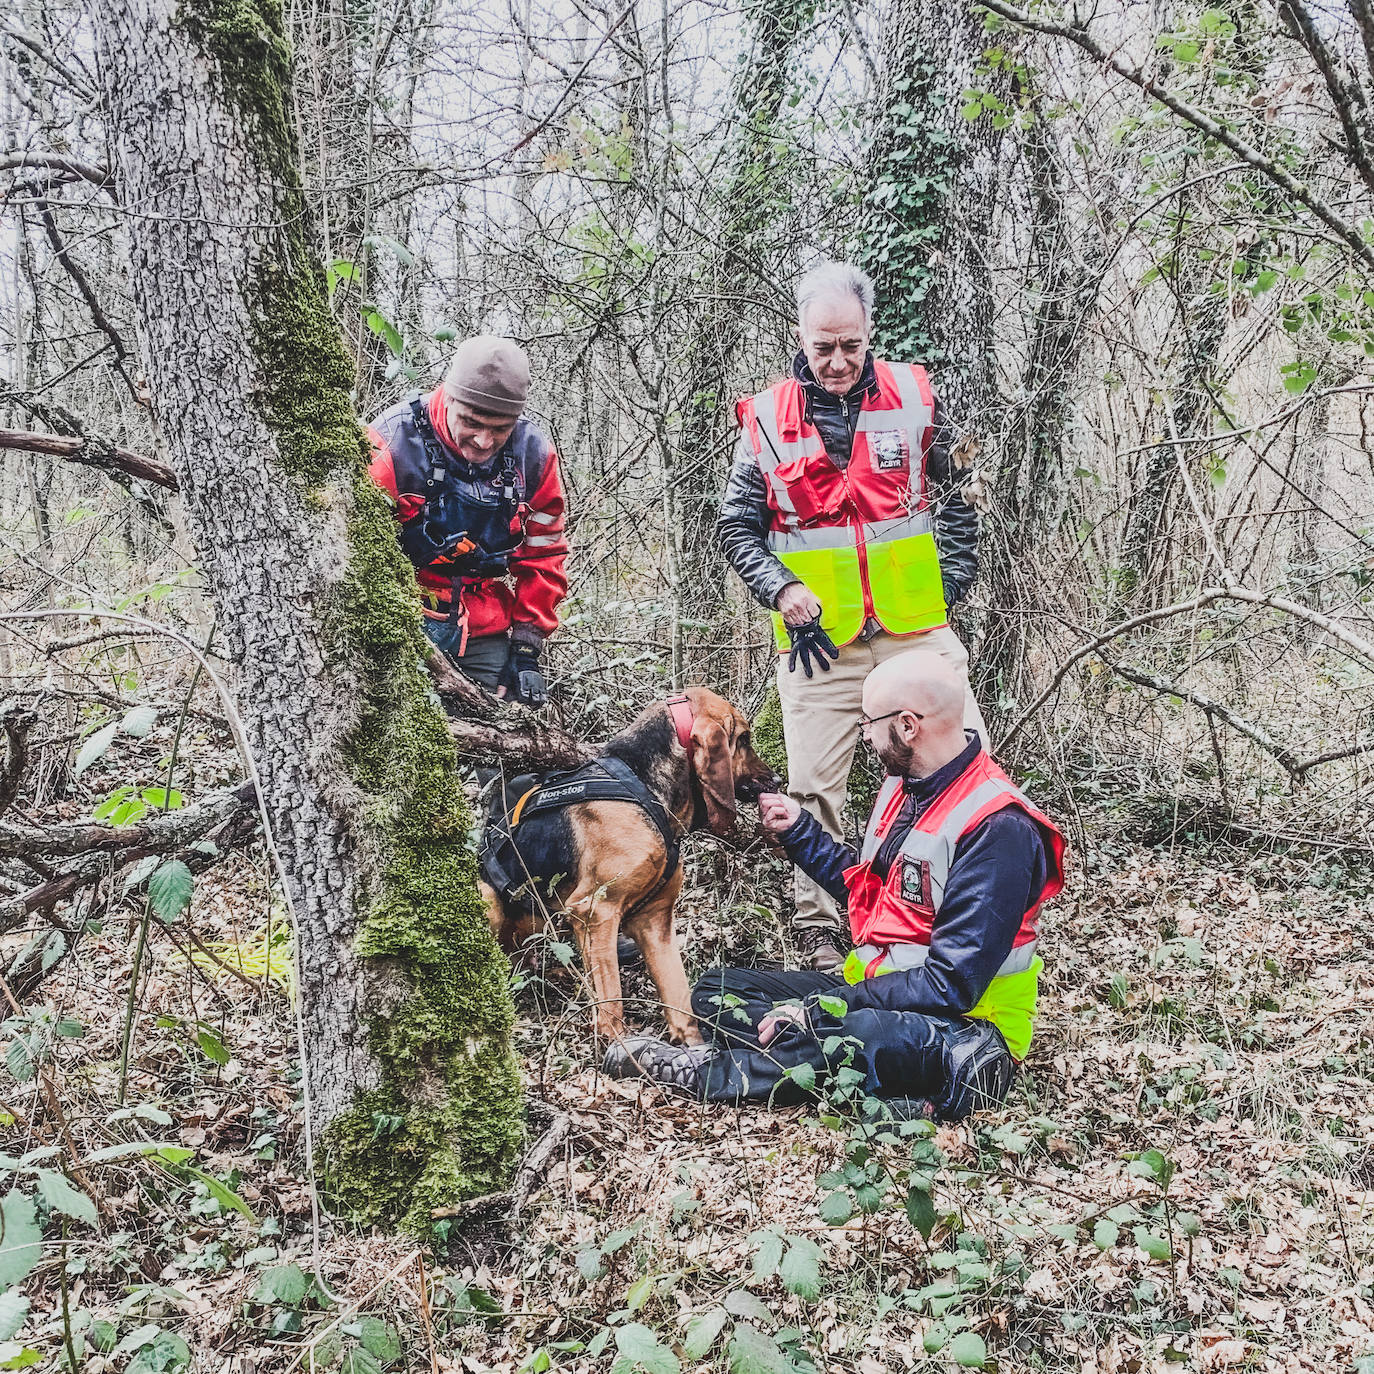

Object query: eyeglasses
[859,708,924,731]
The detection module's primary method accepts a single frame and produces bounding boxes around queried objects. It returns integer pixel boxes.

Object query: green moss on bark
[185,0,524,1231]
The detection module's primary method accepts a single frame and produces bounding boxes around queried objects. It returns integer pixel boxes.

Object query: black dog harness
[479,756,683,915]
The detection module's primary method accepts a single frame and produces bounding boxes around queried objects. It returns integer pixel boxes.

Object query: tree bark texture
[862,0,1006,428]
[93,0,522,1231]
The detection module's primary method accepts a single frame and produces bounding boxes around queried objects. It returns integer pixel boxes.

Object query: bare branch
[977,0,1374,274]
[0,151,114,191]
[34,196,140,399]
[1103,656,1303,777]
[0,428,177,490]
[1277,0,1374,198]
[0,700,36,819]
[1001,586,1374,749]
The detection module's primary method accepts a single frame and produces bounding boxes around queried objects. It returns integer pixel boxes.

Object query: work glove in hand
[500,640,547,708]
[786,618,839,678]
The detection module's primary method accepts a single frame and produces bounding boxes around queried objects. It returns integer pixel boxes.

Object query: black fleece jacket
[717,351,980,614]
[779,735,1049,1018]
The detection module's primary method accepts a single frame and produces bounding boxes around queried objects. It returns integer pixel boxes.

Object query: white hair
[796,261,875,328]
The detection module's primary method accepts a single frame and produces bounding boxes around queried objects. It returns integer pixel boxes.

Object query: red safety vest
[735,360,948,648]
[844,750,1065,966]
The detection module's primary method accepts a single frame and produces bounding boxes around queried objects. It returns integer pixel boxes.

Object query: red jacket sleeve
[508,442,570,641]
[366,426,424,522]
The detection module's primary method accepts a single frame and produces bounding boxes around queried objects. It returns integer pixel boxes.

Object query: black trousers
[690,966,974,1112]
[423,623,508,689]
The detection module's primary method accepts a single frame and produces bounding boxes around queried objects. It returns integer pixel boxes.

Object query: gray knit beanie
[441,336,530,418]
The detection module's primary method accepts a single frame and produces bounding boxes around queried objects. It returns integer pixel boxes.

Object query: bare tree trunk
[93,0,522,1232]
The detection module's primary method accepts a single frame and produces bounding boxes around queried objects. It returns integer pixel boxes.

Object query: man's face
[445,399,518,466]
[862,691,917,775]
[799,293,870,396]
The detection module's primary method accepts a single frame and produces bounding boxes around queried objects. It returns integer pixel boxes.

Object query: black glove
[786,618,839,678]
[499,640,547,708]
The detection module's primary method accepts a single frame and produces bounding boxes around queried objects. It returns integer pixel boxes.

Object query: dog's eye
[738,732,751,749]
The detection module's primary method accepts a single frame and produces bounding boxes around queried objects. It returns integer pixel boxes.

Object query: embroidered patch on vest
[900,856,932,907]
[870,429,910,471]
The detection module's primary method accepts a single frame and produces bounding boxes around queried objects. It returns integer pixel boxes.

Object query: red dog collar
[665,693,694,751]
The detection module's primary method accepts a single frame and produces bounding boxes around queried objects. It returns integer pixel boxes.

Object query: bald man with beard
[605,654,1067,1120]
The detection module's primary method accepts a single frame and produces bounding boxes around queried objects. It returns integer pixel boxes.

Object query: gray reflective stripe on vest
[864,776,1025,911]
[863,511,934,544]
[767,524,856,554]
[769,511,935,555]
[859,776,904,862]
[749,389,809,523]
[853,938,1038,979]
[853,362,932,435]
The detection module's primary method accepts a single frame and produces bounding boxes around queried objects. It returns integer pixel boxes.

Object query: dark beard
[877,737,914,775]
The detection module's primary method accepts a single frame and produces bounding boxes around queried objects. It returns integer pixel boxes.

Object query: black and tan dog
[479,688,777,1045]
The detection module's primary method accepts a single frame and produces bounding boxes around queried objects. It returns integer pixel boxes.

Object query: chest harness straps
[480,757,684,916]
[407,397,526,637]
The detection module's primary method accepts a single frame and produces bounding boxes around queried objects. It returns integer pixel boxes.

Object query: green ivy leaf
[906,1184,936,1240]
[723,1288,773,1327]
[34,1170,96,1226]
[0,1193,41,1288]
[121,706,158,738]
[0,1346,42,1370]
[196,1028,230,1067]
[751,1229,783,1278]
[126,1330,191,1374]
[949,1330,987,1367]
[253,1263,309,1306]
[148,860,193,924]
[779,1234,823,1300]
[815,995,848,1017]
[1133,1226,1172,1262]
[611,1321,679,1374]
[727,1324,788,1374]
[682,1308,728,1360]
[1093,1219,1119,1250]
[817,1190,852,1226]
[357,1316,402,1364]
[575,1249,604,1282]
[0,1292,28,1342]
[73,720,119,778]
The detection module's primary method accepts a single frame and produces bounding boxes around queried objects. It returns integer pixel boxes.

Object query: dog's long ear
[689,715,737,836]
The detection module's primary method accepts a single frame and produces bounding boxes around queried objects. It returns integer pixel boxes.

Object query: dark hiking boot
[617,935,644,968]
[602,1036,714,1096]
[937,1019,1015,1122]
[795,925,848,975]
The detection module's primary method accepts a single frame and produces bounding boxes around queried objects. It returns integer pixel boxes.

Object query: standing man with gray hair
[367,336,569,707]
[718,262,985,972]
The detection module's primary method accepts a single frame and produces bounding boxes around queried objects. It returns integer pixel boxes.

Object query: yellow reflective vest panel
[737,361,949,650]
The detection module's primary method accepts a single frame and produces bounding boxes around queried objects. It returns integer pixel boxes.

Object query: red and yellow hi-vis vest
[841,751,1067,1059]
[735,360,947,650]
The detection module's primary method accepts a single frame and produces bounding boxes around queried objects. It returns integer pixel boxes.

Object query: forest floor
[5,723,1374,1374]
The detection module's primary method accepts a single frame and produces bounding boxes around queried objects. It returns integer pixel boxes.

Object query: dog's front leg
[625,881,703,1047]
[567,890,627,1043]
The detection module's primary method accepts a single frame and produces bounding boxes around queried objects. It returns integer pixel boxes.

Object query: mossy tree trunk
[93,0,522,1232]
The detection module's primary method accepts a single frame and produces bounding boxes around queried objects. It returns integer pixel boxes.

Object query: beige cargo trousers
[777,624,989,931]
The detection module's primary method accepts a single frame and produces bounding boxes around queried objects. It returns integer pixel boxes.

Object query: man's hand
[758,1004,807,1046]
[498,640,547,708]
[786,618,839,677]
[759,792,801,835]
[775,582,823,628]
